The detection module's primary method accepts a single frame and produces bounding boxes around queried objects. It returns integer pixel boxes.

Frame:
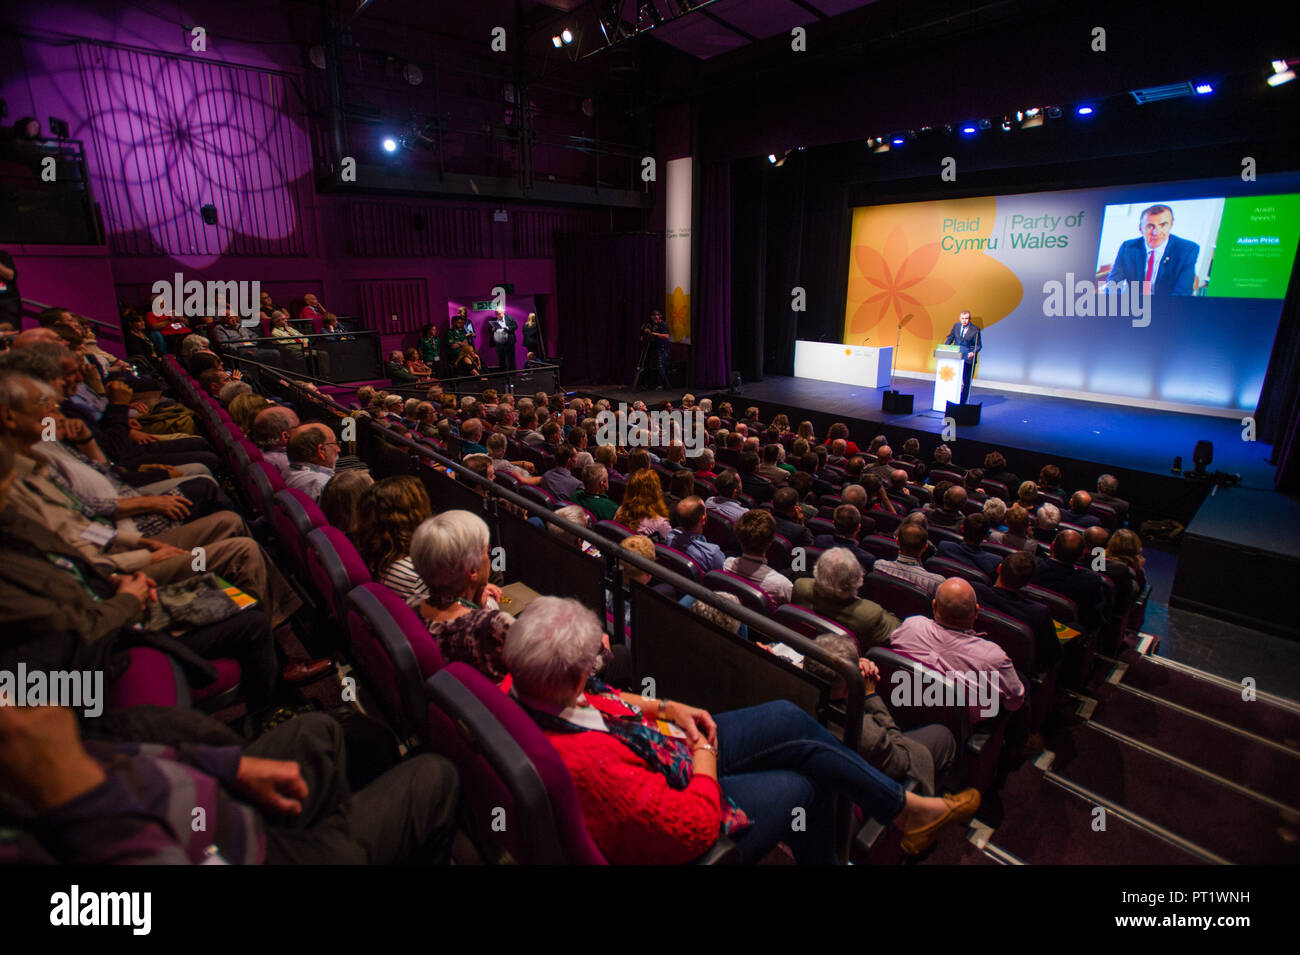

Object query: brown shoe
[282,658,335,684]
[899,788,981,856]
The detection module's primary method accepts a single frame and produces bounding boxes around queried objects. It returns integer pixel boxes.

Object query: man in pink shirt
[888,578,1025,720]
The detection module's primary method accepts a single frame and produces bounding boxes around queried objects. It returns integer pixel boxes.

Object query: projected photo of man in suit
[1102,204,1200,295]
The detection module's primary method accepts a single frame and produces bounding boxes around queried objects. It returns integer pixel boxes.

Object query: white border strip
[891,370,1249,419]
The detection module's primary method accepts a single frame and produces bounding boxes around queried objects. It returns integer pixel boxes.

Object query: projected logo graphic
[844,198,1024,374]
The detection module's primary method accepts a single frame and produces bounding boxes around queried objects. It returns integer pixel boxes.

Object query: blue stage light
[1076,106,1094,116]
[961,125,976,135]
[382,137,398,153]
[1195,83,1213,94]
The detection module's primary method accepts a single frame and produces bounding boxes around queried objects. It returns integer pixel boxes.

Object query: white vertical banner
[665,156,692,343]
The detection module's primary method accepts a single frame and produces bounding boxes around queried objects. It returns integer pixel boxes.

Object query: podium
[932,345,964,412]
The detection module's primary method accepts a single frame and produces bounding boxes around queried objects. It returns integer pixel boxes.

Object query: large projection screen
[842,173,1300,414]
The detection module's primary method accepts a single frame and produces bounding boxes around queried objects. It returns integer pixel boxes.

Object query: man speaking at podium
[944,309,981,404]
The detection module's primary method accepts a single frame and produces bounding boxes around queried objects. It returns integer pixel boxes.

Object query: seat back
[806,516,835,538]
[305,526,373,625]
[702,569,773,615]
[594,519,634,543]
[925,555,991,585]
[774,604,859,648]
[865,646,972,742]
[861,573,933,620]
[927,525,964,546]
[981,479,1010,501]
[765,534,793,571]
[869,509,902,535]
[860,534,900,562]
[704,511,739,554]
[654,544,703,585]
[345,582,444,739]
[975,607,1035,675]
[248,461,285,519]
[424,664,607,865]
[272,488,326,567]
[1022,585,1080,626]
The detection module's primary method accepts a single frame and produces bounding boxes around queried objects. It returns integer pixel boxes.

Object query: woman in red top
[504,596,980,865]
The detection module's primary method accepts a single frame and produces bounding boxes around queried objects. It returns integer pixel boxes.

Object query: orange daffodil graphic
[842,199,1023,374]
[847,226,954,341]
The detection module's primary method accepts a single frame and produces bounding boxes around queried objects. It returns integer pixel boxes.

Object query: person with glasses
[283,423,341,501]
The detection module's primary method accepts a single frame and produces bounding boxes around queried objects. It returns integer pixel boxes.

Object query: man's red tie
[1143,249,1155,294]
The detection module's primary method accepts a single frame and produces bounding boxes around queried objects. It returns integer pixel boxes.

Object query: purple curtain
[556,233,663,385]
[692,160,732,388]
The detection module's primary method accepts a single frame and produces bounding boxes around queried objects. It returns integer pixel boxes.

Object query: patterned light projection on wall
[75,42,312,263]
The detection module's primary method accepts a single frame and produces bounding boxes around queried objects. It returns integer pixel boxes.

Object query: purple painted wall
[1,1,629,365]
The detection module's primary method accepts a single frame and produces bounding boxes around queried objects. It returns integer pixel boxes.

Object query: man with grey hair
[1034,502,1061,542]
[983,495,1007,531]
[792,547,900,648]
[285,422,340,501]
[574,463,618,520]
[0,370,305,630]
[802,633,956,795]
[486,431,544,486]
[889,578,1025,718]
[251,405,300,476]
[1093,473,1128,525]
[458,417,487,456]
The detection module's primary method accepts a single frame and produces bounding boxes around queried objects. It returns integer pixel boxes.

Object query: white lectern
[932,345,964,412]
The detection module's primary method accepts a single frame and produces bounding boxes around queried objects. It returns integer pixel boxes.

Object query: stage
[592,372,1281,531]
[712,375,1277,490]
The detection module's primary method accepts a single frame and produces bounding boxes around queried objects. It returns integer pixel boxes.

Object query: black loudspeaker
[200,203,218,225]
[881,390,913,414]
[945,401,982,425]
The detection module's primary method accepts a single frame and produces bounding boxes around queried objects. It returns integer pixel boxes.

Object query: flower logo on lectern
[846,226,955,341]
[938,364,957,382]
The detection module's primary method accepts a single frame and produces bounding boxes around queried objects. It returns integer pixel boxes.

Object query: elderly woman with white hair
[503,596,979,865]
[1034,502,1061,543]
[791,548,902,649]
[409,510,512,681]
[982,495,1008,534]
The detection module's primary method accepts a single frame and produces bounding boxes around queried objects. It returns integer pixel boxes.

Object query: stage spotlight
[561,28,574,45]
[48,116,70,139]
[767,153,777,164]
[1046,105,1062,118]
[382,137,398,153]
[977,118,992,130]
[552,35,563,48]
[1194,82,1213,94]
[891,135,904,145]
[961,125,976,135]
[999,117,1012,131]
[1076,105,1094,115]
[1268,59,1295,86]
[200,203,218,226]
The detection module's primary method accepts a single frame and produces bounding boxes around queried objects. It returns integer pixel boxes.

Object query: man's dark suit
[812,533,875,572]
[943,321,982,403]
[1107,235,1199,296]
[936,540,1001,579]
[774,514,814,548]
[1033,557,1107,630]
[971,581,1061,670]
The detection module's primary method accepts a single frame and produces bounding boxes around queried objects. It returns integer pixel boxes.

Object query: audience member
[792,548,899,648]
[723,509,793,606]
[505,597,980,864]
[872,522,945,595]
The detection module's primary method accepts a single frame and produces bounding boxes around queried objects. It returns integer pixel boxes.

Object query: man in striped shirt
[872,522,946,595]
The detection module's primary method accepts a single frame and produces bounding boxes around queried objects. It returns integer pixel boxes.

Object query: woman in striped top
[355,475,433,607]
